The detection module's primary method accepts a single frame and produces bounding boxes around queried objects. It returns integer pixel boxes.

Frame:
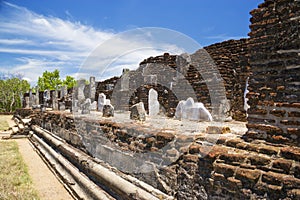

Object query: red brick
[189,143,201,154]
[259,144,279,155]
[262,172,284,186]
[288,111,300,118]
[281,147,300,161]
[288,189,300,199]
[214,163,236,177]
[183,154,199,163]
[248,155,271,166]
[227,177,243,189]
[280,120,300,126]
[283,176,300,189]
[270,109,286,117]
[235,168,261,186]
[219,153,246,164]
[272,159,292,174]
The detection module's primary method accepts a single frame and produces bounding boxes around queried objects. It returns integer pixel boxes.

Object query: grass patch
[0,141,39,200]
[0,115,11,131]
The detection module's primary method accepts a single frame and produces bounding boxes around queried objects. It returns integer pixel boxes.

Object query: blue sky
[0,0,263,85]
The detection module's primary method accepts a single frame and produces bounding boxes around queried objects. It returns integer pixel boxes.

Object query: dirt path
[1,116,73,200]
[16,139,73,200]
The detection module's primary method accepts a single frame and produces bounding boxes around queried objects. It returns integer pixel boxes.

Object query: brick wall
[100,43,250,121]
[204,39,250,121]
[245,0,300,146]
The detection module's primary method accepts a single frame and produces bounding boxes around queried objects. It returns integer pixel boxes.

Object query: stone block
[189,143,201,154]
[183,154,199,163]
[288,189,300,199]
[258,144,279,155]
[235,168,261,187]
[248,155,271,166]
[227,177,243,189]
[102,104,114,117]
[219,153,246,164]
[130,102,146,121]
[214,163,236,177]
[272,159,292,174]
[280,147,300,162]
[206,126,231,134]
[262,171,284,186]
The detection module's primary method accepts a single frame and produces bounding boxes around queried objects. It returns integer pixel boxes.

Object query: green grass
[0,115,10,131]
[0,141,40,200]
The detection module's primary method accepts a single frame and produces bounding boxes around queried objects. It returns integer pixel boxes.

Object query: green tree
[0,78,30,112]
[62,75,76,89]
[37,69,62,91]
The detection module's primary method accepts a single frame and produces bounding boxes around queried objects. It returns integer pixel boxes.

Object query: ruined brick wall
[95,76,119,101]
[119,40,250,121]
[245,0,300,146]
[204,39,250,121]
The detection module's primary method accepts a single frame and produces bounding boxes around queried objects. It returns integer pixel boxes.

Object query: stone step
[21,118,32,125]
[12,126,20,135]
[18,123,25,130]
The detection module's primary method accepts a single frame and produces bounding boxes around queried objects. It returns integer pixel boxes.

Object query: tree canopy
[0,77,30,112]
[37,69,62,91]
[37,69,76,90]
[62,75,76,89]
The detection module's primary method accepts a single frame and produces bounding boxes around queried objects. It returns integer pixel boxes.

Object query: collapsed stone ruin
[11,0,300,199]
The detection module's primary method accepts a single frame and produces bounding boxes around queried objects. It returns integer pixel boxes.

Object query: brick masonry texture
[245,0,300,146]
[96,38,250,121]
[17,0,300,199]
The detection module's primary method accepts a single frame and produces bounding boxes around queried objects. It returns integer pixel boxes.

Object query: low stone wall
[15,109,300,199]
[171,136,300,199]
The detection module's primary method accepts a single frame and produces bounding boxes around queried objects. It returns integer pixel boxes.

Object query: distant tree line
[0,69,76,113]
[0,73,30,113]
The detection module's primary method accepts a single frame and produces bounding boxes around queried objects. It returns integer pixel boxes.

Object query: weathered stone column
[77,79,86,103]
[25,96,30,108]
[52,90,58,110]
[61,85,67,99]
[35,86,39,106]
[89,76,96,101]
[29,89,33,108]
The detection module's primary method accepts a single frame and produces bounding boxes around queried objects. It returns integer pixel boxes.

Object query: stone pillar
[72,99,79,112]
[148,88,159,116]
[52,90,58,110]
[77,79,86,103]
[61,85,67,99]
[59,102,65,111]
[25,96,30,109]
[121,73,130,91]
[89,76,96,101]
[35,86,39,105]
[29,89,33,108]
[98,93,106,112]
[81,98,91,114]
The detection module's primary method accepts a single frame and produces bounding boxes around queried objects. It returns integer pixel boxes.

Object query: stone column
[29,89,33,108]
[35,86,39,105]
[52,90,58,110]
[25,97,30,108]
[148,88,159,116]
[61,85,67,99]
[89,76,96,101]
[77,79,86,103]
[98,93,106,112]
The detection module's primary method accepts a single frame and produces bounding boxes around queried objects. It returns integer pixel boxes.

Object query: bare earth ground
[0,115,73,200]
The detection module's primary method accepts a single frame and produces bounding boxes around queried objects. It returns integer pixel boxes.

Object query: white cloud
[0,2,200,86]
[0,39,34,45]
